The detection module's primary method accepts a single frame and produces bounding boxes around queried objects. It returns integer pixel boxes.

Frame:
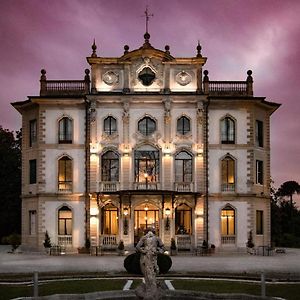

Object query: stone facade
[12,33,280,252]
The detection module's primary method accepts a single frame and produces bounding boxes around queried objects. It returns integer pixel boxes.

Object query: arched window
[104,116,117,135]
[58,206,72,235]
[134,145,159,186]
[221,155,235,192]
[58,156,72,192]
[101,203,118,235]
[177,116,190,135]
[58,117,72,143]
[138,117,156,136]
[175,203,192,235]
[175,151,192,182]
[221,205,235,236]
[221,116,235,144]
[101,151,119,182]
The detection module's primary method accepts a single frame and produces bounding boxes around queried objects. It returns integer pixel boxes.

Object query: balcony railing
[40,69,90,96]
[99,182,120,192]
[58,235,72,247]
[99,234,117,250]
[174,182,193,192]
[221,235,236,244]
[176,235,192,250]
[221,183,235,192]
[208,81,248,96]
[134,182,160,190]
[58,182,72,193]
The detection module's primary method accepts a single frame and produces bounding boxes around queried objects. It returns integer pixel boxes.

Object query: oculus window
[138,67,155,86]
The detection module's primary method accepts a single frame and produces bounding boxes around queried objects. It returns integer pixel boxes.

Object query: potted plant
[117,239,125,256]
[43,231,51,254]
[170,238,177,256]
[246,230,255,254]
[210,244,216,254]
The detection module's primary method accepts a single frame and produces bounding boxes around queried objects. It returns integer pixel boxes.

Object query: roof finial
[91,39,97,57]
[196,40,202,57]
[144,5,153,35]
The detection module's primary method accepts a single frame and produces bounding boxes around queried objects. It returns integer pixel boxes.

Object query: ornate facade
[12,32,280,252]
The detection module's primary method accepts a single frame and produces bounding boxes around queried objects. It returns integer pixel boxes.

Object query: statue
[135,230,165,300]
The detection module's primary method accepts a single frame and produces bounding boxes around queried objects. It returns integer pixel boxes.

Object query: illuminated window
[256,160,263,185]
[58,206,72,235]
[221,117,235,144]
[177,116,190,135]
[101,151,119,181]
[104,116,117,135]
[101,204,118,235]
[175,151,192,182]
[221,155,235,192]
[256,210,264,235]
[255,120,263,147]
[221,205,235,235]
[175,203,192,235]
[29,119,37,147]
[138,117,156,136]
[134,146,159,184]
[29,159,37,184]
[58,156,72,192]
[29,210,36,235]
[58,117,72,144]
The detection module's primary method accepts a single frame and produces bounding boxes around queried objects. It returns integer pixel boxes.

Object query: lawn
[172,279,300,300]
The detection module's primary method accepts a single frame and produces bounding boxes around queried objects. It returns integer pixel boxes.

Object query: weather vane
[144,5,154,33]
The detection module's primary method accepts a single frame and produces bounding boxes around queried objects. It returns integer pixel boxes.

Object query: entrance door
[134,203,159,245]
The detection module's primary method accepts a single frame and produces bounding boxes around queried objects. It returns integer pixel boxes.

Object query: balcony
[134,182,160,190]
[221,235,236,245]
[58,182,72,193]
[174,182,193,192]
[57,235,72,247]
[39,69,90,96]
[99,182,120,192]
[221,183,235,192]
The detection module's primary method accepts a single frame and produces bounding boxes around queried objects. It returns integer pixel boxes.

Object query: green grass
[0,279,126,300]
[172,279,300,300]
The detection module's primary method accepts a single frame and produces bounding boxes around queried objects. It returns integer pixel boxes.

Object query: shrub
[118,240,124,251]
[170,238,177,250]
[7,233,21,251]
[124,252,172,275]
[43,231,51,248]
[246,230,254,248]
[85,238,91,249]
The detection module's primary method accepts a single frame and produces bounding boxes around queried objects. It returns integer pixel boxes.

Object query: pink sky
[0,0,299,189]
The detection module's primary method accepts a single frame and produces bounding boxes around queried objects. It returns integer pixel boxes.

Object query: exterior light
[144,204,149,211]
[90,207,99,216]
[124,207,129,216]
[123,207,129,235]
[165,208,171,216]
[165,208,170,231]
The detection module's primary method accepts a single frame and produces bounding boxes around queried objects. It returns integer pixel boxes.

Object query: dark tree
[0,127,21,242]
[276,181,300,207]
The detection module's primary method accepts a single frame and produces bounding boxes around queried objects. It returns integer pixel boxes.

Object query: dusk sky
[0,0,299,188]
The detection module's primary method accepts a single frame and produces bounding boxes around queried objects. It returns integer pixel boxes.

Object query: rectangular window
[256,210,264,235]
[255,120,263,147]
[29,159,37,184]
[256,160,263,185]
[29,210,37,235]
[29,119,37,147]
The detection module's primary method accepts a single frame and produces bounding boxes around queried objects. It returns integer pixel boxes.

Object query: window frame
[256,160,264,185]
[29,119,37,147]
[221,205,236,236]
[58,156,73,192]
[103,116,117,135]
[58,117,73,144]
[256,210,264,235]
[221,155,236,192]
[175,203,192,235]
[175,151,193,183]
[29,159,37,184]
[58,206,72,236]
[255,120,264,147]
[138,116,156,136]
[177,116,191,135]
[29,210,37,235]
[101,150,119,182]
[220,116,235,144]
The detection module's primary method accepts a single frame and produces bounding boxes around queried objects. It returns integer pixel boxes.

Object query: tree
[0,127,22,242]
[276,181,300,207]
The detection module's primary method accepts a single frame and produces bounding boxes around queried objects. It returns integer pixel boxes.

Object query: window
[101,151,119,181]
[58,206,72,235]
[29,210,36,235]
[58,117,72,144]
[138,67,155,86]
[256,160,263,185]
[221,205,235,235]
[175,203,192,235]
[104,116,117,135]
[29,159,37,184]
[255,120,263,147]
[101,204,118,235]
[221,117,235,144]
[256,210,264,235]
[29,119,37,147]
[175,151,192,182]
[138,117,156,136]
[135,146,159,183]
[221,156,235,192]
[177,116,191,135]
[58,156,72,191]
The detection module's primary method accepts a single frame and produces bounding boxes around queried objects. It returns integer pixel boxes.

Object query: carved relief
[176,71,192,86]
[102,71,119,86]
[133,131,162,144]
[89,101,97,123]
